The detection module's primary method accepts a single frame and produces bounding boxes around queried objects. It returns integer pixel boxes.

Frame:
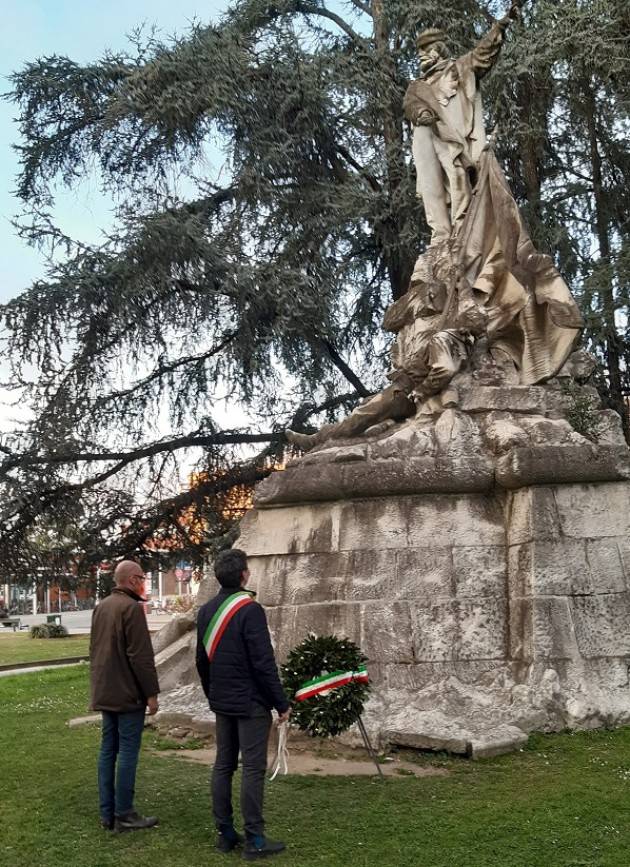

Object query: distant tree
[2,0,629,579]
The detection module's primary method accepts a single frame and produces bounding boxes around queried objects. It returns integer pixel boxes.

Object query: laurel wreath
[281,634,370,738]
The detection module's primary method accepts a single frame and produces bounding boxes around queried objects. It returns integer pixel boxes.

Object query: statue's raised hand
[507,0,527,20]
[499,0,526,27]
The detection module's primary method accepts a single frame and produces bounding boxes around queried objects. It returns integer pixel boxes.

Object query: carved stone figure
[287,3,583,452]
[404,7,518,243]
[288,244,470,450]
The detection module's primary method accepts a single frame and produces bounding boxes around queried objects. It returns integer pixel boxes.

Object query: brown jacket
[90,587,159,713]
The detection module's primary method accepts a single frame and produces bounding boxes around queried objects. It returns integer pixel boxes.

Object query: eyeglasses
[130,574,144,582]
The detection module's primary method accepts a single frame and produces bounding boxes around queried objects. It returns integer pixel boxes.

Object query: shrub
[562,381,603,441]
[30,623,69,639]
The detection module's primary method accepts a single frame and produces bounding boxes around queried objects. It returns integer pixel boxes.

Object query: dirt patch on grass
[152,744,449,778]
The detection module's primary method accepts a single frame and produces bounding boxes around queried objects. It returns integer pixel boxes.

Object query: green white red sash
[294,665,369,701]
[204,591,254,661]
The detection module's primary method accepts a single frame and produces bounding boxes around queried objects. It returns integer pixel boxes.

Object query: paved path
[0,660,86,678]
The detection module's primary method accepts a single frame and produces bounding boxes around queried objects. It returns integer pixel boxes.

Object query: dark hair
[214,548,248,588]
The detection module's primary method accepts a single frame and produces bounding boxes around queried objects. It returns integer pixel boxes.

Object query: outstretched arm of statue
[471,0,525,79]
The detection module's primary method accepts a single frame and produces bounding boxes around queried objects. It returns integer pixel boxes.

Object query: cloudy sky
[0,0,230,304]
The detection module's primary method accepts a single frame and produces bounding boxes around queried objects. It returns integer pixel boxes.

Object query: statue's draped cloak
[462,150,583,384]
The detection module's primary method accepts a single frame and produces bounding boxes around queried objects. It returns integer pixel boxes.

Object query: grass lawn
[3,667,630,867]
[0,634,90,666]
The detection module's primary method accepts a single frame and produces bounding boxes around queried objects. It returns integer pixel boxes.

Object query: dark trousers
[212,706,272,838]
[98,710,145,821]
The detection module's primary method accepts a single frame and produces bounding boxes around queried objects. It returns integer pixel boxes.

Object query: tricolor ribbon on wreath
[294,665,369,701]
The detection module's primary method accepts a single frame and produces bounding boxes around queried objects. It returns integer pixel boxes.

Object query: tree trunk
[582,75,629,441]
[372,0,414,300]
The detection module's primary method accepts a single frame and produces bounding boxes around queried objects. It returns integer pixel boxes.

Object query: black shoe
[100,818,114,831]
[114,811,159,833]
[216,829,244,853]
[242,837,286,860]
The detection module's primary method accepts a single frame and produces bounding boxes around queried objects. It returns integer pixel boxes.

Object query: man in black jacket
[196,548,291,861]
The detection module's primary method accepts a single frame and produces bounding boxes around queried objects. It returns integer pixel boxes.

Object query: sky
[0,0,230,304]
[0,0,254,436]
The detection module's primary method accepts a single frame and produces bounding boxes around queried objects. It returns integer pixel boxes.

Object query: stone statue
[288,244,470,450]
[404,7,521,243]
[287,1,583,452]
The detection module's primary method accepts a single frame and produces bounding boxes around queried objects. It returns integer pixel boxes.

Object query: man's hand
[146,696,159,716]
[277,707,292,725]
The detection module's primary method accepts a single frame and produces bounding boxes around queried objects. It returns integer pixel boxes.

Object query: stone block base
[231,481,630,753]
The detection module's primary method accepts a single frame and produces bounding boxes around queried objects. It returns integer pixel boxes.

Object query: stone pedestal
[156,383,630,757]
[234,481,630,756]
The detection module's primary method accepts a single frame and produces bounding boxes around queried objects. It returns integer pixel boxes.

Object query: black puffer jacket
[195,587,290,717]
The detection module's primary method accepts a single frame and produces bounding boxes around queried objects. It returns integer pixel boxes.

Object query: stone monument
[154,4,630,758]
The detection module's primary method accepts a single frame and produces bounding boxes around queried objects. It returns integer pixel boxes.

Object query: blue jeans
[98,710,145,821]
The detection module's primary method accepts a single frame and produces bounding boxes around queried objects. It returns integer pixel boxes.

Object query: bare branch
[317,338,372,397]
[296,2,366,43]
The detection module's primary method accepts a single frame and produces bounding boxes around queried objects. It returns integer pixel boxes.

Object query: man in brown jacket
[90,560,160,832]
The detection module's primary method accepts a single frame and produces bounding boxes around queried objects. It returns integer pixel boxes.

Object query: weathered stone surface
[157,683,212,725]
[482,418,529,455]
[266,602,363,663]
[460,386,549,414]
[395,548,454,600]
[452,547,506,598]
[254,455,495,506]
[407,495,504,548]
[239,503,341,556]
[510,598,578,662]
[152,608,196,654]
[254,466,345,504]
[301,444,368,465]
[252,550,397,607]
[597,409,628,446]
[410,599,507,662]
[386,727,470,755]
[155,632,197,693]
[586,540,626,594]
[518,416,586,446]
[469,728,529,759]
[433,409,483,456]
[496,445,630,489]
[508,539,591,597]
[553,483,630,539]
[340,456,494,498]
[361,602,414,664]
[338,498,408,551]
[336,494,504,553]
[385,661,505,692]
[369,424,435,461]
[619,540,630,584]
[507,487,562,546]
[571,593,630,658]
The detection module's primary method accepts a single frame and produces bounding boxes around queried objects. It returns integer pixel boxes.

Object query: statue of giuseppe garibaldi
[288,2,583,452]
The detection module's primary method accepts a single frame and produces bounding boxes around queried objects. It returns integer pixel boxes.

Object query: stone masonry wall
[239,492,508,673]
[156,479,630,757]
[507,483,630,726]
[234,482,630,754]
